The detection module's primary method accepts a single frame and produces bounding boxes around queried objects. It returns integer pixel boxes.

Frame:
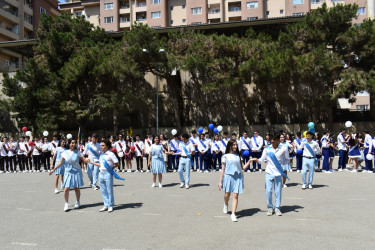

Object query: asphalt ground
[0,158,374,250]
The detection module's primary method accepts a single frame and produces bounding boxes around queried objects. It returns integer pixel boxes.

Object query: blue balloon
[242,150,250,157]
[213,128,218,133]
[297,149,303,154]
[308,128,316,133]
[308,122,315,129]
[198,128,204,134]
[208,124,214,130]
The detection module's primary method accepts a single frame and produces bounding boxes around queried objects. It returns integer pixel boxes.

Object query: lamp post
[143,48,164,135]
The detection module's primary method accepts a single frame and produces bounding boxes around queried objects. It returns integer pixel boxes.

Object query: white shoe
[127,169,131,173]
[204,170,209,173]
[338,169,343,172]
[288,169,292,172]
[0,171,4,173]
[259,169,263,172]
[158,183,162,188]
[223,204,228,214]
[135,170,139,172]
[140,170,144,173]
[108,207,113,213]
[23,170,27,173]
[146,170,150,173]
[246,170,251,172]
[231,214,237,222]
[297,170,301,173]
[185,185,189,189]
[13,171,16,173]
[42,170,47,172]
[351,169,358,173]
[37,170,40,173]
[199,170,203,173]
[99,207,108,212]
[179,183,185,188]
[301,184,306,190]
[367,171,373,174]
[275,209,282,216]
[308,185,313,189]
[324,170,332,174]
[344,168,349,171]
[74,201,80,209]
[151,183,156,188]
[283,184,287,188]
[212,169,216,172]
[64,203,69,212]
[6,171,10,174]
[54,189,59,194]
[122,169,125,173]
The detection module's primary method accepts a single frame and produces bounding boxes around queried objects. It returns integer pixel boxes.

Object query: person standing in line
[219,132,230,171]
[348,135,361,173]
[159,134,169,171]
[41,137,52,172]
[250,131,263,172]
[17,136,27,173]
[115,134,126,173]
[83,134,101,189]
[189,130,200,171]
[301,132,321,190]
[0,137,8,173]
[134,135,145,172]
[204,132,213,171]
[33,137,42,173]
[51,140,67,193]
[293,132,303,173]
[148,136,167,188]
[197,133,209,173]
[169,134,181,172]
[239,131,252,172]
[211,134,223,171]
[314,133,322,171]
[144,132,153,172]
[124,135,133,172]
[7,137,17,173]
[173,133,196,189]
[218,139,252,222]
[337,128,350,171]
[280,134,291,188]
[321,131,332,174]
[24,136,32,172]
[363,130,373,173]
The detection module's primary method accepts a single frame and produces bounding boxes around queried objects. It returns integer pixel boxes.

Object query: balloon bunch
[303,122,315,137]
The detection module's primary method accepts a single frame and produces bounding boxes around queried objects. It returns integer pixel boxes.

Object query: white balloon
[43,131,49,137]
[345,121,352,128]
[217,125,223,132]
[171,129,177,135]
[25,131,31,136]
[67,134,73,139]
[366,154,374,161]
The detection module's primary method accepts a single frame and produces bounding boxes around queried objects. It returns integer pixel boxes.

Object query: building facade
[60,0,374,32]
[0,0,59,73]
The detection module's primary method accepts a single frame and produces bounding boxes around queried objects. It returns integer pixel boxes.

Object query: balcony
[24,20,33,31]
[136,1,147,12]
[208,6,221,19]
[0,8,19,24]
[0,26,19,40]
[119,3,130,14]
[81,0,100,7]
[208,0,221,4]
[136,12,146,22]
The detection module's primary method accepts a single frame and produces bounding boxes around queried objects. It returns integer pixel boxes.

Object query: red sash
[117,142,123,149]
[146,139,151,146]
[161,141,168,151]
[3,144,7,151]
[25,143,29,151]
[52,142,57,148]
[125,142,130,151]
[135,142,142,152]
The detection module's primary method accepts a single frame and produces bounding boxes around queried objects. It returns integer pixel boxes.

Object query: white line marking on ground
[143,213,162,216]
[11,242,37,246]
[16,208,32,211]
[296,219,320,221]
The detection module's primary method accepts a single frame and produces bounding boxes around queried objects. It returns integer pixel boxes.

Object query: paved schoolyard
[0,159,374,250]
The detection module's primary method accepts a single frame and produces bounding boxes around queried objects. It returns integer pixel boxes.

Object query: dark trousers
[25,155,32,170]
[212,152,222,170]
[296,153,303,170]
[8,156,16,172]
[0,156,6,171]
[41,151,51,170]
[145,153,150,170]
[118,156,125,171]
[322,148,330,171]
[33,155,41,171]
[338,150,348,169]
[17,154,25,171]
[364,148,373,171]
[192,148,199,170]
[169,154,180,170]
[251,151,262,170]
[199,151,209,171]
[136,156,143,171]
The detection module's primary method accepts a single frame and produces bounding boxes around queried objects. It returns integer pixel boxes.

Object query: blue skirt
[329,148,335,158]
[222,172,243,194]
[151,157,166,174]
[282,163,291,171]
[349,147,361,158]
[63,168,84,188]
[289,152,295,158]
[55,163,66,175]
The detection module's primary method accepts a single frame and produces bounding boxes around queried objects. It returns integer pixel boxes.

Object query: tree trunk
[113,108,118,136]
[166,72,183,130]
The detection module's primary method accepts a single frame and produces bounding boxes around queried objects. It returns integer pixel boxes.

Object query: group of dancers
[1,127,373,221]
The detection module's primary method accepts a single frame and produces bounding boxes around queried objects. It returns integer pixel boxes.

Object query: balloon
[43,131,49,137]
[198,128,204,134]
[208,124,214,130]
[111,147,117,153]
[308,128,315,133]
[303,131,308,137]
[171,129,177,135]
[67,134,73,139]
[297,149,303,154]
[217,125,223,132]
[308,122,315,129]
[28,141,34,146]
[242,150,250,157]
[22,127,27,132]
[213,128,218,133]
[345,121,352,128]
[366,154,373,161]
[130,146,136,151]
[25,131,31,136]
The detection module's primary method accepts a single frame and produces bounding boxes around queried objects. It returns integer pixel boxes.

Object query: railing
[120,4,130,9]
[208,9,220,14]
[229,7,241,12]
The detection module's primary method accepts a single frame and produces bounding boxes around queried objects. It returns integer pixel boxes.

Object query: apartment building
[60,0,374,32]
[0,0,59,73]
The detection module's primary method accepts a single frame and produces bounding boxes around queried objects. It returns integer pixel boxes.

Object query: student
[17,136,27,172]
[41,137,52,172]
[159,134,169,171]
[173,133,196,189]
[89,140,122,213]
[197,133,209,173]
[115,134,126,173]
[314,133,322,171]
[189,130,200,171]
[0,137,9,173]
[253,132,290,216]
[239,131,252,172]
[348,136,361,173]
[33,137,42,172]
[321,131,332,173]
[24,136,33,172]
[328,136,337,172]
[49,139,89,212]
[218,139,252,222]
[301,132,321,190]
[134,135,145,172]
[144,132,153,172]
[169,134,181,172]
[211,134,223,171]
[337,128,349,171]
[124,135,133,172]
[280,134,292,188]
[250,131,263,172]
[7,137,17,173]
[204,132,213,171]
[363,130,373,173]
[83,134,101,189]
[293,132,303,173]
[148,136,167,188]
[51,140,67,193]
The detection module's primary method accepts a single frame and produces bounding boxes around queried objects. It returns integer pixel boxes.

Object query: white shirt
[337,133,347,151]
[144,138,153,154]
[100,151,119,172]
[50,140,59,154]
[258,145,289,176]
[321,136,330,148]
[115,140,125,157]
[178,141,195,157]
[169,139,180,152]
[251,136,264,151]
[0,142,7,156]
[133,140,144,157]
[364,134,373,150]
[211,140,222,153]
[18,141,27,155]
[197,138,209,153]
[302,140,321,157]
[205,138,212,153]
[7,142,17,157]
[293,138,303,152]
[83,142,101,161]
[220,138,229,153]
[33,141,43,155]
[42,142,52,152]
[239,137,251,151]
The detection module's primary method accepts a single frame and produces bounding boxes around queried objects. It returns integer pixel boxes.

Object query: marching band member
[115,134,126,173]
[250,131,264,172]
[148,135,167,188]
[83,134,101,189]
[144,132,153,172]
[134,135,145,172]
[190,130,199,171]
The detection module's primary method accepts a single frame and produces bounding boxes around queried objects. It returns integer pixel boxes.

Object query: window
[191,22,202,25]
[40,7,47,14]
[191,7,202,15]
[357,7,366,15]
[356,105,368,111]
[151,26,161,29]
[170,6,173,10]
[151,0,161,4]
[292,0,304,4]
[76,11,83,16]
[138,2,146,7]
[151,11,161,19]
[104,3,114,10]
[170,20,173,24]
[246,2,258,9]
[182,19,186,23]
[265,11,269,15]
[280,9,284,14]
[104,16,114,23]
[247,17,258,20]
[87,15,91,19]
[24,13,33,24]
[312,0,321,4]
[209,8,220,14]
[182,5,185,9]
[293,12,304,16]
